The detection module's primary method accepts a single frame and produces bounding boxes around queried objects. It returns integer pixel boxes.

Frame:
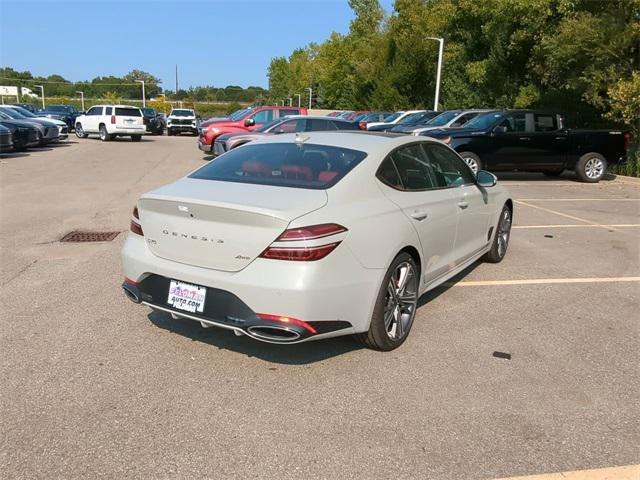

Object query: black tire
[99,124,111,142]
[543,169,564,177]
[459,151,482,174]
[131,135,142,142]
[575,153,607,183]
[14,142,27,152]
[167,129,173,136]
[355,252,419,351]
[75,123,88,139]
[483,204,512,263]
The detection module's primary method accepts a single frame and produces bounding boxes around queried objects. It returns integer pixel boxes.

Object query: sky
[0,0,395,90]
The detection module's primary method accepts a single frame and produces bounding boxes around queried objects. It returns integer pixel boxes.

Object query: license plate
[167,280,206,313]
[125,119,135,124]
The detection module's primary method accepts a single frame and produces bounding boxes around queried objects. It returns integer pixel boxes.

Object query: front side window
[189,143,367,189]
[273,119,305,133]
[424,144,476,187]
[250,109,274,124]
[498,113,527,132]
[307,119,332,131]
[87,107,102,116]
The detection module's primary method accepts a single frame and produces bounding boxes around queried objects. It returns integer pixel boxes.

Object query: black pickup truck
[423,110,632,182]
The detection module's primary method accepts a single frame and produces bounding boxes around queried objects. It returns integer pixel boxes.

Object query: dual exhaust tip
[121,282,305,343]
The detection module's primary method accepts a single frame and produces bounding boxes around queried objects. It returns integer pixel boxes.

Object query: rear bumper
[198,139,213,152]
[110,126,146,135]
[121,233,383,342]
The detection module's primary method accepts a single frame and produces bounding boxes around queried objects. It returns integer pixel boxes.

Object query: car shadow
[147,309,363,364]
[0,152,30,159]
[146,258,487,364]
[202,155,215,161]
[417,261,482,307]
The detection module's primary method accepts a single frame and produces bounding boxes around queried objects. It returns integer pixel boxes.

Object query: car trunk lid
[138,178,328,272]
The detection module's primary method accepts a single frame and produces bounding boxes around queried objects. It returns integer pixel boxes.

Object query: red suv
[198,106,308,153]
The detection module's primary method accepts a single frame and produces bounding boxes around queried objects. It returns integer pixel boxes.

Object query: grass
[610,144,640,178]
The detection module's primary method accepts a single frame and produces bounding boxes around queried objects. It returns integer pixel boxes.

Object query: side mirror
[244,118,255,127]
[493,125,508,134]
[476,170,497,188]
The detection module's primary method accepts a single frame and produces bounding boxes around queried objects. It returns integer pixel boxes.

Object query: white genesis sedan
[121,132,512,351]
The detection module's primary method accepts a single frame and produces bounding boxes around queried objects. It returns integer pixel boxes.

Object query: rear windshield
[189,142,367,189]
[115,107,141,117]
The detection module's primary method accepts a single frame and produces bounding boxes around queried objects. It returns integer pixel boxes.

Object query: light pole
[295,94,301,107]
[306,87,312,109]
[426,37,444,111]
[134,80,146,107]
[281,100,285,106]
[76,91,85,111]
[34,85,45,109]
[287,97,292,107]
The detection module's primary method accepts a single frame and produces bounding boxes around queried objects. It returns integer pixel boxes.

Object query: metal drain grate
[60,231,120,243]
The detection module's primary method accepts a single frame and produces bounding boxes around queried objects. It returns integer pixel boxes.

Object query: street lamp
[287,97,292,107]
[426,37,444,111]
[306,87,313,109]
[34,85,45,109]
[76,91,85,111]
[134,80,146,108]
[295,94,301,107]
[281,100,285,106]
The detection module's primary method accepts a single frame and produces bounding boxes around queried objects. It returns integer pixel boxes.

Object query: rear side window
[105,107,112,115]
[534,114,558,132]
[279,109,300,118]
[306,119,332,131]
[382,144,438,191]
[115,108,141,117]
[332,120,360,130]
[189,143,367,189]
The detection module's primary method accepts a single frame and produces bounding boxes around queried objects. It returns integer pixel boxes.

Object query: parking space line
[492,463,639,480]
[515,200,625,233]
[449,277,640,287]
[513,224,640,229]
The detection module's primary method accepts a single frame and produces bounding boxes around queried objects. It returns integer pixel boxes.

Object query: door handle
[554,136,567,140]
[410,211,428,221]
[519,137,531,141]
[457,201,469,209]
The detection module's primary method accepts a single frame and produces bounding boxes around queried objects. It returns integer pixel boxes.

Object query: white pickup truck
[75,105,146,141]
[167,108,198,136]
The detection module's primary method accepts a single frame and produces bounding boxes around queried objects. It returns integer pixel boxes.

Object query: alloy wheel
[584,157,604,180]
[463,157,479,173]
[497,208,512,258]
[75,125,83,138]
[383,262,418,340]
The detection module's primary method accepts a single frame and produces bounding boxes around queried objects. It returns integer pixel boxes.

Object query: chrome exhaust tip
[122,283,141,304]
[246,325,302,343]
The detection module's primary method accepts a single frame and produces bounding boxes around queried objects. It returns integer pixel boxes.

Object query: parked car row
[198,106,632,183]
[0,104,69,152]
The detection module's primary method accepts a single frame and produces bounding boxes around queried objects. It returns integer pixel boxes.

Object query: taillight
[623,132,632,151]
[130,205,143,236]
[111,115,116,124]
[256,313,317,334]
[359,121,367,130]
[259,223,347,261]
[277,223,347,241]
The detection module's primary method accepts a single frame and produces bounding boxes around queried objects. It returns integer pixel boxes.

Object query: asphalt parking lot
[1,136,638,480]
